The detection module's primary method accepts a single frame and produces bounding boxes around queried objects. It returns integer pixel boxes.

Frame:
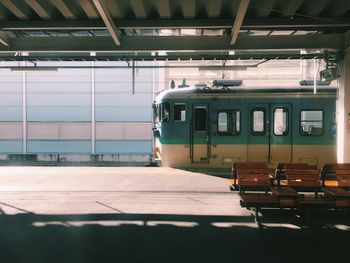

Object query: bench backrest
[284,169,320,180]
[234,163,271,191]
[321,163,350,181]
[276,163,316,180]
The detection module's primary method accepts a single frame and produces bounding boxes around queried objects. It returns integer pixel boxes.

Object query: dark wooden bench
[275,163,316,183]
[234,163,271,193]
[322,186,350,207]
[239,192,279,227]
[238,163,350,227]
[321,163,350,188]
[270,186,299,206]
[280,164,321,195]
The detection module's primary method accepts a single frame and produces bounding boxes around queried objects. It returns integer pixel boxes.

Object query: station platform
[0,166,349,263]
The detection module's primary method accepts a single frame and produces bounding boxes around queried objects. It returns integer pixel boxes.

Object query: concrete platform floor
[0,166,349,263]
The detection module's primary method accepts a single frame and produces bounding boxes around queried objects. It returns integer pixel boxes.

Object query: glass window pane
[155,104,160,123]
[300,110,323,136]
[274,108,288,136]
[195,108,207,131]
[234,111,240,133]
[253,110,265,133]
[218,112,228,132]
[174,104,186,121]
[161,103,169,122]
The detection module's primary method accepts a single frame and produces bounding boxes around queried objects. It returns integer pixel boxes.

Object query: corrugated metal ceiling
[0,0,348,61]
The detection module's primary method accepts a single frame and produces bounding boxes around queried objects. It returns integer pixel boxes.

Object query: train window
[160,103,170,122]
[300,110,323,136]
[174,104,186,121]
[251,109,265,135]
[235,111,241,133]
[274,108,288,136]
[217,110,240,135]
[218,112,228,132]
[194,107,207,131]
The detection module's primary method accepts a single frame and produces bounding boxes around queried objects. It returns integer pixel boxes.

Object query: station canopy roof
[0,0,349,62]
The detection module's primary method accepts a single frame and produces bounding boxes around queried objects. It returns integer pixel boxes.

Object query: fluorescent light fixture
[198,65,248,71]
[10,66,58,71]
[299,80,331,86]
[158,51,167,56]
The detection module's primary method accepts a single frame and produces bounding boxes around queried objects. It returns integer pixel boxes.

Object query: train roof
[156,87,337,101]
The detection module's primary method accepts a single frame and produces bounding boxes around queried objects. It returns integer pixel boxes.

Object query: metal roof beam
[1,0,28,19]
[51,0,74,19]
[104,0,120,18]
[282,0,303,17]
[231,0,250,45]
[207,0,222,18]
[328,1,350,17]
[130,0,146,19]
[303,0,330,17]
[0,34,344,52]
[155,0,170,19]
[180,0,195,19]
[92,0,121,46]
[345,30,350,50]
[80,0,99,19]
[1,18,350,31]
[24,0,50,19]
[0,31,9,46]
[254,0,276,17]
[0,52,324,61]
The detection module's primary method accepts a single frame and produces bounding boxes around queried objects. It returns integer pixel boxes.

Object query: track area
[0,167,349,263]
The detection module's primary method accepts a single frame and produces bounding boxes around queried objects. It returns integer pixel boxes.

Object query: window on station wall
[251,108,265,135]
[174,104,186,121]
[159,103,170,122]
[274,108,288,136]
[217,110,240,135]
[300,110,323,136]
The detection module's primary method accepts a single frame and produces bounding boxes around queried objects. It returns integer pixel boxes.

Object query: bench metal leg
[254,208,263,229]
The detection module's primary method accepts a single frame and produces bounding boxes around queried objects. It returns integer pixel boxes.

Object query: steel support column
[22,61,27,153]
[338,36,350,162]
[91,61,96,154]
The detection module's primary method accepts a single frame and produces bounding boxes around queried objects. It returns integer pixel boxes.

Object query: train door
[270,104,292,163]
[247,104,292,163]
[191,105,210,163]
[247,105,269,162]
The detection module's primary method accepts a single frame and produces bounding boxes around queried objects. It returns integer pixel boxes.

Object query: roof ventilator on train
[212,79,243,89]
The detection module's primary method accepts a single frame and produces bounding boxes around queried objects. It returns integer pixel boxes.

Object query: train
[151,80,337,170]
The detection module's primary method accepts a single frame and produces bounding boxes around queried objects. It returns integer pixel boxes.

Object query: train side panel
[154,88,337,168]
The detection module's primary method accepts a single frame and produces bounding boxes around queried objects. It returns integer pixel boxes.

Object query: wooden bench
[270,186,299,206]
[280,164,321,195]
[275,163,316,183]
[239,193,279,208]
[234,163,271,193]
[238,163,350,227]
[322,186,350,207]
[321,163,350,188]
[239,192,279,227]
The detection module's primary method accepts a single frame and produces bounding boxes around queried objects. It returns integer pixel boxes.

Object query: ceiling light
[10,66,58,71]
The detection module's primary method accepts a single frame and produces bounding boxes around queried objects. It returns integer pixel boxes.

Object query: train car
[152,81,337,169]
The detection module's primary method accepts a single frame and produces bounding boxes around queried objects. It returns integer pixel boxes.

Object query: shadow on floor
[182,168,233,179]
[0,210,350,263]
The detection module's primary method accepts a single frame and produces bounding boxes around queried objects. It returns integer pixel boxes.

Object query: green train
[152,81,337,169]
